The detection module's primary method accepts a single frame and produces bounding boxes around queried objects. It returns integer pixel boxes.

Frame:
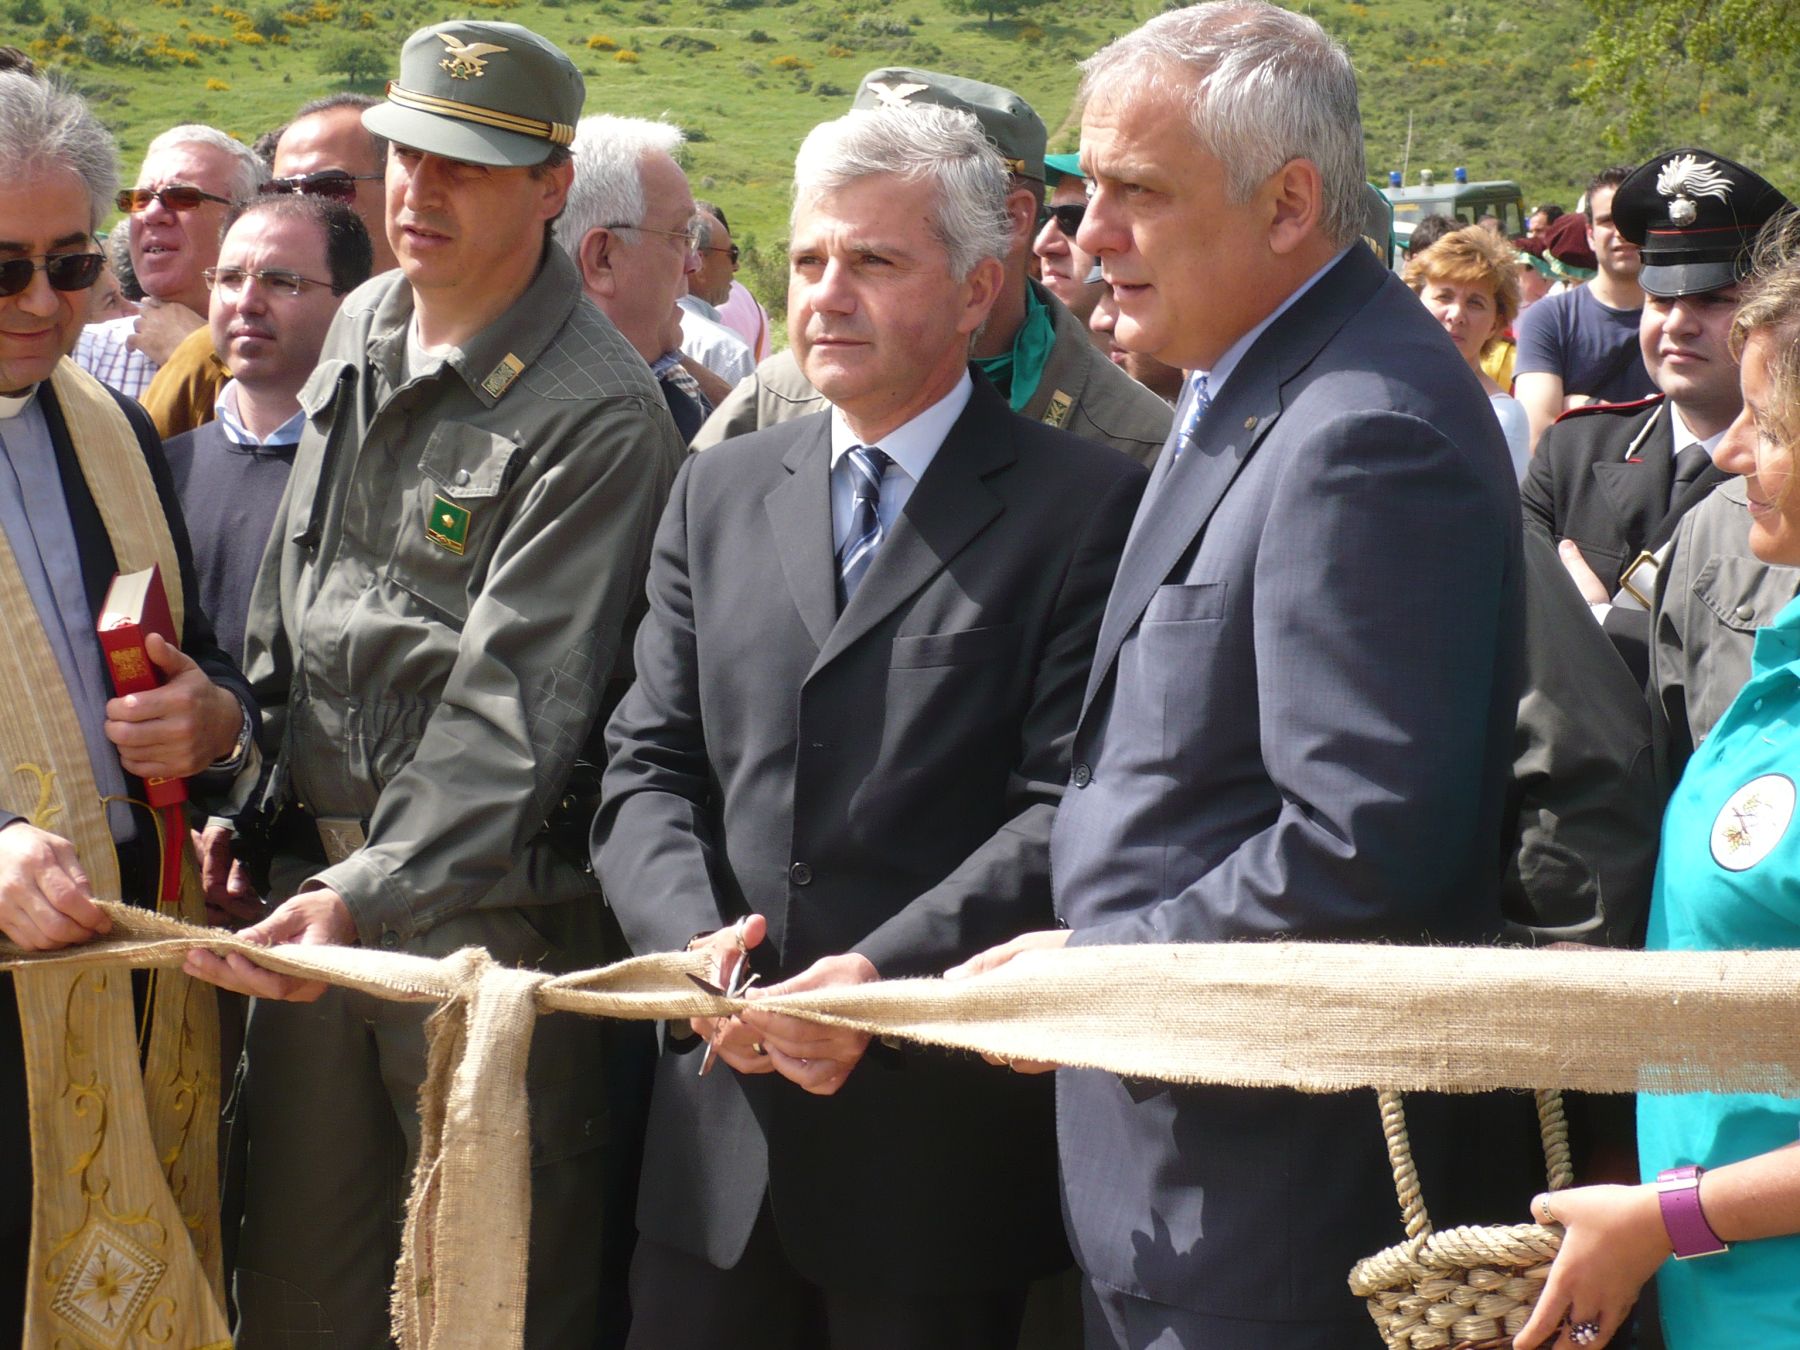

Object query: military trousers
[232,901,613,1349]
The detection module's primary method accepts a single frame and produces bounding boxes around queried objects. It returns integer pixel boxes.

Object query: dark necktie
[1669,442,1711,511]
[836,445,891,607]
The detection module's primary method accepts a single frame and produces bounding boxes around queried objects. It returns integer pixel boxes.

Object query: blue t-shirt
[1639,594,1800,1346]
[1513,284,1656,405]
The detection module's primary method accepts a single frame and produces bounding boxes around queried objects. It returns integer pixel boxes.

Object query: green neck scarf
[974,284,1056,413]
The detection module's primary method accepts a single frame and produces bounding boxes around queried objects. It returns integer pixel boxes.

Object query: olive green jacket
[691,281,1172,466]
[244,245,686,947]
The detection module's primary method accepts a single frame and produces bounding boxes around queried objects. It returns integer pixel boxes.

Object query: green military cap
[852,66,1046,182]
[364,20,584,168]
[1044,152,1083,185]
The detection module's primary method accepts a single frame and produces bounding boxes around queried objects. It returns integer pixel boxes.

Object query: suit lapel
[763,415,839,654]
[1591,403,1671,554]
[1080,247,1385,715]
[811,376,1012,675]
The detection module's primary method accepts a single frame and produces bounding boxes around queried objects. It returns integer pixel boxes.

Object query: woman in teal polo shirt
[1516,228,1800,1350]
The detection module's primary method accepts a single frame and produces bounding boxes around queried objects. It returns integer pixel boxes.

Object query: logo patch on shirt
[1709,773,1795,871]
[481,352,525,399]
[426,494,471,555]
[1041,389,1073,428]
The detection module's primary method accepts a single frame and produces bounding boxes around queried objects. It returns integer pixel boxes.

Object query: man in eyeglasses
[74,124,265,401]
[1032,153,1105,337]
[692,67,1173,467]
[0,70,256,1340]
[180,20,685,1346]
[143,96,396,442]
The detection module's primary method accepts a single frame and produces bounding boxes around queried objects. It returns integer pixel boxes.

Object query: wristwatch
[1656,1165,1730,1259]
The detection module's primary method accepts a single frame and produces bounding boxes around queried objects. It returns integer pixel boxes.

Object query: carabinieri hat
[1612,149,1793,297]
[852,66,1046,182]
[364,20,584,168]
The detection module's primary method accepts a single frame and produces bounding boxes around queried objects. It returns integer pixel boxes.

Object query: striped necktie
[1171,372,1212,461]
[837,444,891,607]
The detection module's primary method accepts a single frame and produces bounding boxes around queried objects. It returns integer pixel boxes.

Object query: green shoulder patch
[426,494,472,555]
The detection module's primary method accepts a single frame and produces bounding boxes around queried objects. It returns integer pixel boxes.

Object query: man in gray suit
[956,4,1525,1345]
[594,104,1145,1348]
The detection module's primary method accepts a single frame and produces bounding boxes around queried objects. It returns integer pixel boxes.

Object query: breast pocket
[1144,581,1227,623]
[889,622,1023,669]
[386,422,522,621]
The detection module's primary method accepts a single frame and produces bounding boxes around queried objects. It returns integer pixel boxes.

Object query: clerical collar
[0,386,38,421]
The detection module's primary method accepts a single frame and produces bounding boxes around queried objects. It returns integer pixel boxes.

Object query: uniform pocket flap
[1695,555,1800,633]
[419,422,523,499]
[890,622,1022,668]
[1145,581,1226,623]
[297,358,353,418]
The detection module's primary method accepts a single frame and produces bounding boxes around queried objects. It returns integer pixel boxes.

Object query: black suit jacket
[0,382,253,891]
[1521,394,1728,682]
[594,372,1145,1292]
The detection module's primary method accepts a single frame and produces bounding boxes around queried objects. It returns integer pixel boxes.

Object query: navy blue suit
[1050,244,1526,1344]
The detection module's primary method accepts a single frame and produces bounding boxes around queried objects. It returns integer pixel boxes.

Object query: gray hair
[1079,1,1367,250]
[555,114,686,256]
[142,123,268,201]
[791,105,1010,281]
[0,72,118,231]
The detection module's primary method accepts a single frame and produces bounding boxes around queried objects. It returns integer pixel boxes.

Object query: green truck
[1380,167,1527,264]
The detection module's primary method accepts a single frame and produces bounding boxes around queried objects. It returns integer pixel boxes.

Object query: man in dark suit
[0,69,254,1337]
[1524,150,1791,683]
[593,103,1145,1349]
[954,5,1524,1345]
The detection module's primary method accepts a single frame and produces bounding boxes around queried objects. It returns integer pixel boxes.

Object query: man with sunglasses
[0,71,257,1339]
[677,206,756,388]
[692,67,1172,468]
[1032,153,1105,336]
[75,124,264,403]
[179,21,685,1346]
[143,96,396,442]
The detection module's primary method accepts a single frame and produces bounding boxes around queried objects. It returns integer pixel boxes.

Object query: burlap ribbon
[1,361,225,1349]
[5,903,1800,1348]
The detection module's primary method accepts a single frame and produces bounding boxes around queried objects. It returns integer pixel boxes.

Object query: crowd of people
[1,1,1798,1347]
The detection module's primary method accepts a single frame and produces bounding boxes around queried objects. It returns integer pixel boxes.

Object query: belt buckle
[1617,549,1659,610]
[316,816,367,867]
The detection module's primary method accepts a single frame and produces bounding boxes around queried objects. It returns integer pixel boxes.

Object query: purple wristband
[1657,1165,1730,1259]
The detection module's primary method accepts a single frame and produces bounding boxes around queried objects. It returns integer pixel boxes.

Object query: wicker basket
[1347,1089,1570,1349]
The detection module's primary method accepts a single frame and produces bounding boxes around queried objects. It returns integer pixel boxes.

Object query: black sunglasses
[1038,202,1086,238]
[115,184,233,214]
[0,251,106,298]
[702,243,740,265]
[260,170,383,203]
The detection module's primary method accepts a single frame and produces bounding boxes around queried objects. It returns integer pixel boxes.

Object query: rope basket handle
[1379,1088,1573,1247]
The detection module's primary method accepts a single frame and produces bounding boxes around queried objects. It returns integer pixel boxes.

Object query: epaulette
[1550,392,1665,424]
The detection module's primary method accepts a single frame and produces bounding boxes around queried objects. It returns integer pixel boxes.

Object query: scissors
[686,921,759,1077]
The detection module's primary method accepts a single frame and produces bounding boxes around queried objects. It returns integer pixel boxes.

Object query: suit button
[1737,604,1756,622]
[790,862,813,886]
[1071,762,1091,788]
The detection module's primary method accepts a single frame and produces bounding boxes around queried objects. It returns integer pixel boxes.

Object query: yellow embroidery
[14,761,63,832]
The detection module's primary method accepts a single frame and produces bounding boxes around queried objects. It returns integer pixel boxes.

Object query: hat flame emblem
[1655,154,1732,228]
[866,79,929,107]
[438,32,507,79]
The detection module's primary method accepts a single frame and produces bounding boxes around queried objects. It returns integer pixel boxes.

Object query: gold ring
[752,1041,765,1055]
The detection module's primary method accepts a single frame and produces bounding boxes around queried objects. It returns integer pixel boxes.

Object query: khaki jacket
[691,282,1172,466]
[244,245,686,947]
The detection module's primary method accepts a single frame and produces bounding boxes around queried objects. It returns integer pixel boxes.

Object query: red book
[97,564,188,809]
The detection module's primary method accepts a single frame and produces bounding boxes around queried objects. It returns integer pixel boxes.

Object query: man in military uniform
[690,67,1173,465]
[184,21,686,1346]
[1523,149,1791,685]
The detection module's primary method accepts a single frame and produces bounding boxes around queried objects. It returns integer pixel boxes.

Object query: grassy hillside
[12,0,1800,310]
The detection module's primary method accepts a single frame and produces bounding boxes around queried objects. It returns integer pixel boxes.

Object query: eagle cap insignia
[1655,153,1733,227]
[866,79,930,107]
[1709,772,1795,871]
[438,32,507,79]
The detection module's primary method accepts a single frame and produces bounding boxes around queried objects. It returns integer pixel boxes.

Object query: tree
[319,33,387,85]
[1582,0,1800,143]
[941,0,1053,28]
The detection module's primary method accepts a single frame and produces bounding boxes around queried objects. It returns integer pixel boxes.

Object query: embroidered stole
[0,359,227,1347]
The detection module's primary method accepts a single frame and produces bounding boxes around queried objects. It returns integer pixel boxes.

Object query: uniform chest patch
[1709,772,1795,871]
[426,494,471,555]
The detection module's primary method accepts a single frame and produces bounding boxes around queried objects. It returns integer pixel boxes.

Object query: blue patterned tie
[837,445,892,607]
[1171,372,1212,461]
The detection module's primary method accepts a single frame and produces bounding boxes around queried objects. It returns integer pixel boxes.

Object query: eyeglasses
[115,184,233,214]
[701,243,740,265]
[605,215,705,251]
[1038,202,1085,238]
[0,251,106,298]
[260,170,383,202]
[203,265,338,298]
